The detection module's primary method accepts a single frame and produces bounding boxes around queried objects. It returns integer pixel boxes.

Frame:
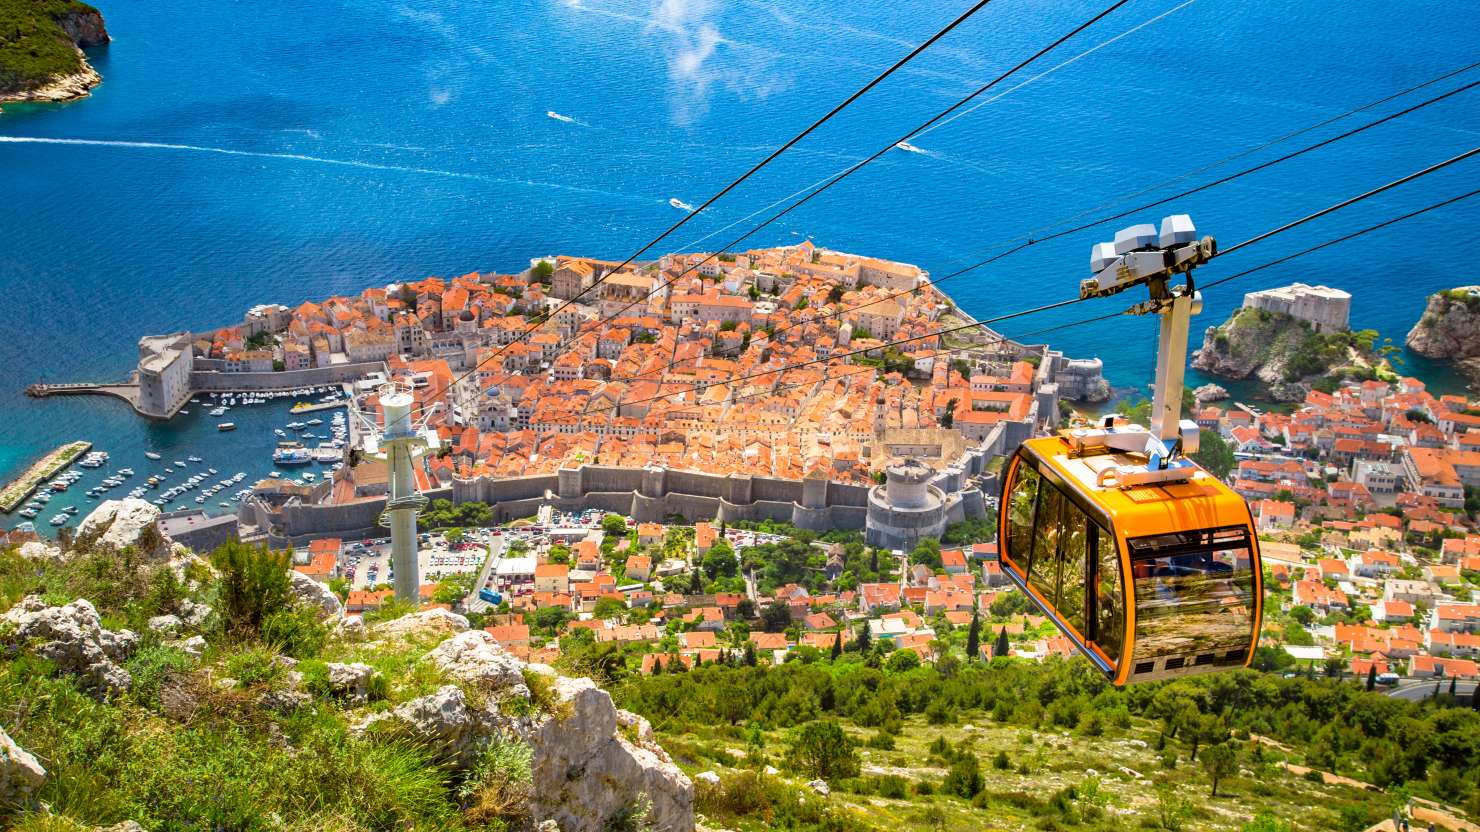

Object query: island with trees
[0,0,109,110]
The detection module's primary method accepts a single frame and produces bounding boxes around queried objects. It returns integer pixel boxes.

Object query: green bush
[260,604,328,659]
[210,542,290,639]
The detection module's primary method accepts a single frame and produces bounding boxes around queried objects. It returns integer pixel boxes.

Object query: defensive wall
[189,360,387,393]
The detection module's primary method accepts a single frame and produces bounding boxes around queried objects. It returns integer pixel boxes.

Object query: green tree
[760,601,791,632]
[1202,742,1237,796]
[1366,664,1377,691]
[593,597,627,619]
[601,514,628,537]
[830,630,842,661]
[702,539,737,579]
[993,627,1010,659]
[1192,429,1236,479]
[886,649,920,672]
[211,541,291,639]
[855,621,872,653]
[530,260,554,282]
[910,537,941,569]
[786,720,860,781]
[941,398,957,429]
[965,607,981,660]
[942,753,983,799]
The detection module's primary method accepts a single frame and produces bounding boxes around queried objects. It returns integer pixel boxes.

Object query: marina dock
[0,440,92,513]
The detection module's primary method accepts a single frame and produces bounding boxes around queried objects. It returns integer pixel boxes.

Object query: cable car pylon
[354,382,440,604]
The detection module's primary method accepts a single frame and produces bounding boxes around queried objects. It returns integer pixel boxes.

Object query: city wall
[189,361,386,392]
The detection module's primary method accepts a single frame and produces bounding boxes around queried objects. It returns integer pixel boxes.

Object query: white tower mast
[358,382,440,603]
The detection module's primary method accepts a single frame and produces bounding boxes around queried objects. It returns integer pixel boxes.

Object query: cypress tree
[652,655,664,674]
[965,607,981,661]
[856,621,872,653]
[687,569,703,594]
[994,626,1010,658]
[1449,676,1457,697]
[830,630,843,661]
[743,641,757,666]
[1471,681,1479,711]
[1366,664,1377,691]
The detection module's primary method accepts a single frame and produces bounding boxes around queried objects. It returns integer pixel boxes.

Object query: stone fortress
[1241,282,1351,333]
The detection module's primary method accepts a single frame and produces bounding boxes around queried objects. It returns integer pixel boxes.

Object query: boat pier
[25,381,141,410]
[0,440,92,513]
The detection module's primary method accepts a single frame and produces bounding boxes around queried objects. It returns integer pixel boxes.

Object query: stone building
[865,458,957,551]
[135,332,193,418]
[1242,283,1351,333]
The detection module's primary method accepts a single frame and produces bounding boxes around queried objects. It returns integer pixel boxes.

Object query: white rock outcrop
[528,674,693,832]
[288,570,343,619]
[326,662,379,705]
[76,499,166,557]
[3,596,136,694]
[148,614,183,636]
[0,724,46,806]
[17,541,63,562]
[372,608,468,639]
[357,621,693,831]
[427,630,527,696]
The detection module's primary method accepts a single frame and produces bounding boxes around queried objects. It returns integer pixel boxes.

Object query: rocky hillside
[1191,306,1382,401]
[1407,286,1480,380]
[0,498,692,832]
[0,0,109,106]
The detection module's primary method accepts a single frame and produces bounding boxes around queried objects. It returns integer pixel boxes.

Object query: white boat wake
[0,135,653,202]
[546,111,588,127]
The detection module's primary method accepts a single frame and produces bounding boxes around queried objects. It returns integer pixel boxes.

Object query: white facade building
[1241,283,1351,333]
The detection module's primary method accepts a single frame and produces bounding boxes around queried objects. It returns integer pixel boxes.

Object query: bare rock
[335,614,367,640]
[178,599,213,629]
[1408,287,1480,358]
[17,541,63,562]
[173,635,207,660]
[0,724,46,806]
[76,499,166,557]
[326,662,379,705]
[3,596,135,694]
[427,630,527,696]
[1194,383,1229,403]
[355,685,485,767]
[288,570,343,619]
[694,771,720,786]
[807,779,830,796]
[148,614,183,636]
[258,689,311,714]
[529,675,694,832]
[372,608,469,639]
[96,823,146,832]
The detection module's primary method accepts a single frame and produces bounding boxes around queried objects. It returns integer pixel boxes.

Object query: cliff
[1407,286,1480,381]
[0,1,109,107]
[1191,306,1382,401]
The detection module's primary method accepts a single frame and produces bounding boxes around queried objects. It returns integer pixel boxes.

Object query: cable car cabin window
[1028,484,1065,618]
[1021,475,1093,640]
[1128,526,1256,661]
[1094,524,1123,665]
[1006,461,1040,567]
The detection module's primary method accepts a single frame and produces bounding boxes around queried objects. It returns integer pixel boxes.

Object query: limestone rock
[59,8,110,47]
[148,614,183,636]
[427,630,526,695]
[356,685,484,767]
[96,823,145,832]
[0,724,46,806]
[76,499,166,557]
[173,635,207,660]
[258,689,311,714]
[695,771,720,786]
[288,570,343,619]
[1193,383,1229,402]
[17,541,63,562]
[335,614,366,640]
[529,675,694,832]
[326,662,379,705]
[807,779,830,796]
[178,599,213,629]
[372,608,469,639]
[1191,308,1361,402]
[3,596,135,694]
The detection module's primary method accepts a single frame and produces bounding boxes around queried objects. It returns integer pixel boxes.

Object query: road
[1386,679,1477,701]
[461,535,508,613]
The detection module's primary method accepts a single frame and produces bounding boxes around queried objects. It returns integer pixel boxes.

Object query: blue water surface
[2,0,1479,525]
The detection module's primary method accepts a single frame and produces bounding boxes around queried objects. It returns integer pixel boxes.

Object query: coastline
[0,62,101,111]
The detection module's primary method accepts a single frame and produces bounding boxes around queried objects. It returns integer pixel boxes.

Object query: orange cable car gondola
[997,215,1262,685]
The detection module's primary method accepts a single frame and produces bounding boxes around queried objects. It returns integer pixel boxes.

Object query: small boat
[188,455,203,463]
[180,411,189,415]
[175,460,187,467]
[218,423,237,431]
[669,197,695,212]
[118,468,134,476]
[145,451,162,460]
[49,514,67,526]
[895,141,924,153]
[164,468,173,475]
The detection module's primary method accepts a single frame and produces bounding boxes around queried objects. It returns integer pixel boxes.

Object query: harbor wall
[189,361,386,393]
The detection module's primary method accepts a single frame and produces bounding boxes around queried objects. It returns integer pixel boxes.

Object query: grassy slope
[0,0,97,91]
[0,543,540,832]
[651,709,1395,832]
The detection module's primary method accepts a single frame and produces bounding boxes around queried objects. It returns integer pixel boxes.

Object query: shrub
[211,541,290,639]
[260,604,328,659]
[458,737,533,827]
[942,753,983,799]
[786,720,859,781]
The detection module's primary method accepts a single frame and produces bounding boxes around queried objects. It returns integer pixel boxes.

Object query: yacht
[272,442,314,466]
[118,468,134,477]
[208,468,219,475]
[18,508,38,519]
[175,460,187,467]
[188,455,204,463]
[49,514,68,527]
[145,451,162,460]
[218,422,236,431]
[306,418,323,426]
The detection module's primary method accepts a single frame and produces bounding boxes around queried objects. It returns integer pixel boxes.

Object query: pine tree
[965,607,981,661]
[652,655,664,674]
[994,627,1010,658]
[1366,664,1377,691]
[743,641,757,666]
[687,569,703,594]
[830,630,843,661]
[856,621,872,653]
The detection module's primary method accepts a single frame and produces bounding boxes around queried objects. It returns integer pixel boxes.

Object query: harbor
[0,440,92,513]
[3,384,356,536]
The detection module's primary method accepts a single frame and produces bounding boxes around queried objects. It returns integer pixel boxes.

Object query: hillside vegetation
[614,656,1480,832]
[1191,307,1388,401]
[0,0,103,96]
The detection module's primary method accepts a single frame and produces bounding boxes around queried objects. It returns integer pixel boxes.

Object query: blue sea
[3,0,1479,531]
